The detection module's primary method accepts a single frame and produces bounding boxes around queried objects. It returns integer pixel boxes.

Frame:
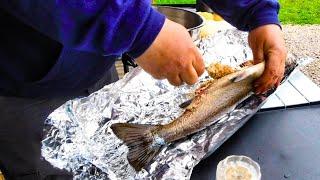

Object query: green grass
[155,0,320,25]
[279,0,320,24]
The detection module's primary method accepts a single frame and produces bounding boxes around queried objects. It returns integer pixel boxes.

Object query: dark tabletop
[191,104,320,180]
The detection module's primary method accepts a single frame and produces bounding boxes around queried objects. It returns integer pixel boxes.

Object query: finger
[275,67,285,88]
[255,80,276,94]
[180,65,199,85]
[167,74,183,86]
[253,49,264,64]
[254,68,278,94]
[255,78,277,94]
[275,78,281,88]
[254,69,268,94]
[252,47,264,64]
[254,74,273,94]
[151,73,166,80]
[192,50,205,76]
[254,54,284,94]
[266,47,286,88]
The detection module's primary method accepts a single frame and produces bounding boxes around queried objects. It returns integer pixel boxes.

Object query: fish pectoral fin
[179,99,194,108]
[231,62,265,82]
[110,123,164,171]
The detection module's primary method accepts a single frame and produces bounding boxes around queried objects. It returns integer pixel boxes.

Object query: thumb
[192,49,205,76]
[248,32,264,64]
[252,46,264,64]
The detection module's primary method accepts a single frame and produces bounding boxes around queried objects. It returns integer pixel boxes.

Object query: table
[261,70,320,111]
[191,104,320,180]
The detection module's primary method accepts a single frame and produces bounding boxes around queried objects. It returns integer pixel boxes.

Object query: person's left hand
[248,24,287,94]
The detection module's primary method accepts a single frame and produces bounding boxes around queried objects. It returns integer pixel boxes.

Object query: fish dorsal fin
[110,123,164,171]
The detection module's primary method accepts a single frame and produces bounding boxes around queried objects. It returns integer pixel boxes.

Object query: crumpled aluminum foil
[41,28,296,179]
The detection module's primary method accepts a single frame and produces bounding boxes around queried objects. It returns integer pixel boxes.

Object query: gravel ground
[282,25,320,86]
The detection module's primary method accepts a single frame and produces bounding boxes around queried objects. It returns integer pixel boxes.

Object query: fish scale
[111,62,265,171]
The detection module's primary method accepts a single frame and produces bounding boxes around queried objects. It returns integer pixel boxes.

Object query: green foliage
[279,0,320,24]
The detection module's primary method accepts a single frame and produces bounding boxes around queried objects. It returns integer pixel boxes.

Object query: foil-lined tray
[42,28,297,179]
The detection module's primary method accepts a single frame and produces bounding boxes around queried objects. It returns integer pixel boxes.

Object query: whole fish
[111,62,265,171]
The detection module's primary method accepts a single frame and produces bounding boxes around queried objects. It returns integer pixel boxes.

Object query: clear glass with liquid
[216,155,261,180]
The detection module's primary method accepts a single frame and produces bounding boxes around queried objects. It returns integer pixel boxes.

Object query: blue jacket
[0,0,280,97]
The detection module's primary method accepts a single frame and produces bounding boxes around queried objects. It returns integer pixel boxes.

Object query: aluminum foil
[42,28,297,179]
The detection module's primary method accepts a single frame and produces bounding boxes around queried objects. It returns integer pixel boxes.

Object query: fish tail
[110,123,164,171]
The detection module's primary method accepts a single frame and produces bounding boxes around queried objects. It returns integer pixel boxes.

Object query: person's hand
[136,19,205,86]
[248,24,287,94]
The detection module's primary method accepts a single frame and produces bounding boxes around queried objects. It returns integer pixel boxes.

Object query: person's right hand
[136,19,205,86]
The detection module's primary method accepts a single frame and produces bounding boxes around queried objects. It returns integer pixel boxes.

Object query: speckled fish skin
[111,62,265,171]
[157,62,265,142]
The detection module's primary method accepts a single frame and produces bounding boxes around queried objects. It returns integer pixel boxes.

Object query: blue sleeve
[203,0,280,31]
[0,1,165,58]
